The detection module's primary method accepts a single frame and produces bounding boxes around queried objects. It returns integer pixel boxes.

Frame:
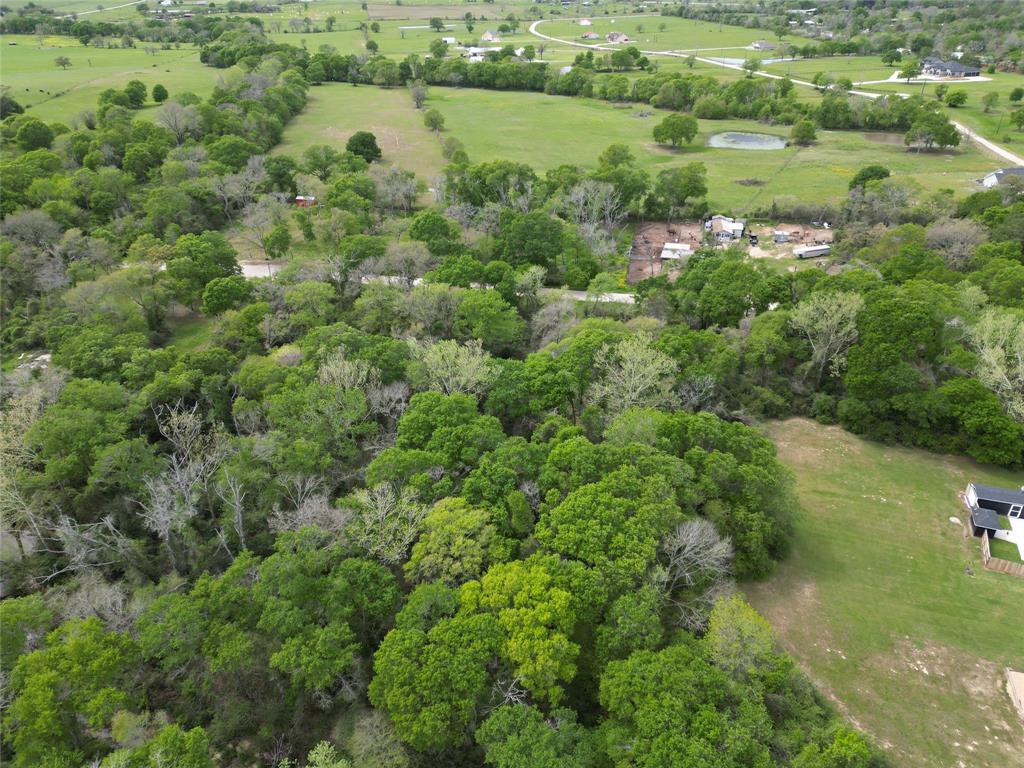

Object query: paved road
[529,18,1024,167]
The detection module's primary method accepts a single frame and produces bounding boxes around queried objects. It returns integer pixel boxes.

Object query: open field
[273,83,445,180]
[747,419,1024,768]
[273,84,998,211]
[540,15,794,53]
[431,90,998,208]
[762,54,897,83]
[1,35,217,120]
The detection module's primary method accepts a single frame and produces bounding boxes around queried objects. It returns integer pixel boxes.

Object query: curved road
[528,19,1024,167]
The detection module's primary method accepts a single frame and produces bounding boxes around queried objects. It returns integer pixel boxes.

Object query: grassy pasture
[1,35,216,120]
[747,419,1024,768]
[431,87,997,209]
[273,84,1000,210]
[762,54,896,83]
[539,15,793,53]
[273,83,445,180]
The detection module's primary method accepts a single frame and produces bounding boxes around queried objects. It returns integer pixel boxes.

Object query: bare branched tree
[269,491,351,535]
[655,518,735,633]
[217,472,248,551]
[343,483,426,565]
[318,350,382,393]
[530,294,578,349]
[406,338,496,397]
[41,516,133,582]
[563,179,625,233]
[660,518,733,594]
[789,291,864,385]
[969,310,1024,420]
[588,332,680,416]
[136,402,229,570]
[156,102,200,144]
[678,374,717,413]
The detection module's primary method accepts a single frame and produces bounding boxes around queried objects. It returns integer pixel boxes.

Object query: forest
[2,6,1024,768]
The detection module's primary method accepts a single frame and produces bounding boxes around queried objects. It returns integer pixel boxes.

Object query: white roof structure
[660,242,692,260]
[579,19,592,26]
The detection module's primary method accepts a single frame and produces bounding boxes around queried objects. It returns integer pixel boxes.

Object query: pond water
[707,131,787,150]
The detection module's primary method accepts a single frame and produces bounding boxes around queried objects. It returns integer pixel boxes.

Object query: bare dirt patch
[627,220,704,283]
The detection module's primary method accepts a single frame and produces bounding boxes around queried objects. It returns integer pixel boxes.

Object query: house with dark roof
[966,483,1024,539]
[981,167,1024,188]
[921,57,981,78]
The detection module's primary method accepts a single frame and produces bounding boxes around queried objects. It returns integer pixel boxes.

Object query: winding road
[528,19,1024,167]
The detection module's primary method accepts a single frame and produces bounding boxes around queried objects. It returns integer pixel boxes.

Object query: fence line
[981,531,1024,578]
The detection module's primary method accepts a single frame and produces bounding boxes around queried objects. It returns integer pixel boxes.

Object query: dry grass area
[746,419,1024,768]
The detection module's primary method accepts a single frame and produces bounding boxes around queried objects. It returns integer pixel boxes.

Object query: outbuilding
[966,483,1024,538]
[659,242,692,262]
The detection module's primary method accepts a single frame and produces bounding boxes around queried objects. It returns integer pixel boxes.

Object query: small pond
[707,131,787,150]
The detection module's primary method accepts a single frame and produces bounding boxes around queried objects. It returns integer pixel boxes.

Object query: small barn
[794,244,831,259]
[773,230,790,243]
[659,242,692,262]
[481,31,501,43]
[294,195,317,207]
[606,31,631,43]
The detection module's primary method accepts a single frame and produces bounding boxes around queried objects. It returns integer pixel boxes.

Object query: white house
[441,36,457,45]
[579,18,592,26]
[707,215,745,242]
[481,31,501,43]
[981,167,1024,187]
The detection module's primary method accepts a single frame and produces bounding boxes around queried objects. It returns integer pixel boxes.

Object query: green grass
[274,83,445,180]
[762,54,897,83]
[746,418,1024,768]
[432,87,997,210]
[274,84,1000,211]
[988,536,1021,562]
[1,35,217,121]
[164,311,214,353]
[539,15,794,53]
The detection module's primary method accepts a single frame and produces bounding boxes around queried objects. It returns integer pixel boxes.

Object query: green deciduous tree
[6,618,140,767]
[652,113,699,148]
[347,131,382,163]
[406,497,503,586]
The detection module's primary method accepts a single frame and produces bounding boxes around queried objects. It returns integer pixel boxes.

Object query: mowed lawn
[746,419,1024,768]
[428,87,999,210]
[762,54,897,83]
[2,36,217,121]
[274,83,445,180]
